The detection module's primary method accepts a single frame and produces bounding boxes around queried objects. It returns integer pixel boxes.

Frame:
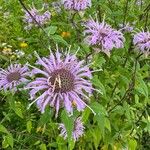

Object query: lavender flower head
[0,64,29,91]
[133,30,150,56]
[23,6,51,30]
[84,18,125,56]
[62,0,91,11]
[59,117,85,141]
[26,50,94,117]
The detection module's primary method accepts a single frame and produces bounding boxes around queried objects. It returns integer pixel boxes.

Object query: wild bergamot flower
[84,17,125,56]
[0,64,29,91]
[133,30,150,56]
[59,117,85,141]
[26,49,94,117]
[23,6,51,30]
[62,0,91,11]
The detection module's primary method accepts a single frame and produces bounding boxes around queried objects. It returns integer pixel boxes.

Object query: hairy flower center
[7,72,21,82]
[49,69,75,93]
[100,32,107,39]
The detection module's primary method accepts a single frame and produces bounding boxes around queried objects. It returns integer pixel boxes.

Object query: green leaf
[0,124,9,134]
[2,136,9,149]
[92,75,105,96]
[14,107,23,118]
[27,120,32,133]
[69,139,75,150]
[105,118,111,132]
[90,127,101,149]
[40,143,47,150]
[136,75,148,98]
[6,133,14,148]
[45,26,57,35]
[95,114,105,138]
[90,102,108,137]
[51,35,68,46]
[61,110,74,145]
[90,102,107,116]
[34,140,41,146]
[128,139,137,150]
[82,108,91,123]
[2,112,11,122]
[39,108,52,126]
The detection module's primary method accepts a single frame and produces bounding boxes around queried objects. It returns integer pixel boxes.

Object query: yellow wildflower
[61,31,71,38]
[20,42,28,48]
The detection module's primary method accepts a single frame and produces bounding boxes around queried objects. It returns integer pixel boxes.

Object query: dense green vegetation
[0,0,150,149]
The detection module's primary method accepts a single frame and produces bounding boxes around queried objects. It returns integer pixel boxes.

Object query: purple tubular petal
[63,93,73,115]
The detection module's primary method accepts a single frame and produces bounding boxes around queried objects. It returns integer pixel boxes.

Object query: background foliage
[0,0,150,149]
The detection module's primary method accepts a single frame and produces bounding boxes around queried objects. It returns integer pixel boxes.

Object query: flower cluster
[0,49,91,141]
[84,18,125,56]
[62,0,91,11]
[59,117,85,141]
[23,6,51,30]
[2,0,149,143]
[133,30,150,56]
